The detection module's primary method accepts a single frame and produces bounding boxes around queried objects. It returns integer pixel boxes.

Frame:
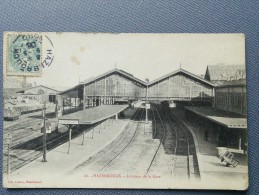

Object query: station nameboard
[59,119,79,125]
[46,126,52,134]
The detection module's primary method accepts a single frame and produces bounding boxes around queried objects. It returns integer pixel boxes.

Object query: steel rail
[97,107,145,173]
[145,108,166,175]
[169,114,191,179]
[166,115,178,174]
[8,118,110,172]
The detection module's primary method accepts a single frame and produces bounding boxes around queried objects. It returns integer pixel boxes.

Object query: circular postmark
[7,33,43,76]
[6,33,55,77]
[41,35,54,68]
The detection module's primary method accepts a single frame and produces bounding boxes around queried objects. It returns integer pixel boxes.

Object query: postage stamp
[6,33,42,76]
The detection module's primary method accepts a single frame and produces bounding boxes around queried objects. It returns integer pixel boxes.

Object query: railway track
[71,105,200,180]
[70,106,156,175]
[77,105,175,176]
[97,107,145,173]
[110,107,169,175]
[3,105,93,173]
[145,108,166,174]
[4,119,43,148]
[144,107,176,176]
[146,104,200,180]
[168,112,200,180]
[3,123,91,173]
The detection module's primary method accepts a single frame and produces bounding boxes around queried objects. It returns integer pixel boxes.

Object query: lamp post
[6,133,12,176]
[42,102,47,162]
[145,78,149,124]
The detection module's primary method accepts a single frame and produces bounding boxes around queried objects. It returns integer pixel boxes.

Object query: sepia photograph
[2,33,248,189]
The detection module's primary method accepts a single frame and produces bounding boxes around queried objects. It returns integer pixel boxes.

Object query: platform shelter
[58,105,128,154]
[184,106,247,152]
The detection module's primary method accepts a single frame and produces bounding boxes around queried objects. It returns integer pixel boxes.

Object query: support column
[62,98,65,115]
[92,126,95,139]
[83,86,85,110]
[115,113,118,120]
[239,136,242,150]
[82,131,85,145]
[99,122,101,133]
[146,86,148,124]
[75,97,77,111]
[70,98,72,112]
[68,125,72,154]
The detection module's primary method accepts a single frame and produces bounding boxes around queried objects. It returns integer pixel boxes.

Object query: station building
[204,64,246,85]
[185,77,247,151]
[16,85,60,103]
[58,66,247,152]
[82,69,147,107]
[59,68,215,108]
[147,68,215,107]
[214,78,247,116]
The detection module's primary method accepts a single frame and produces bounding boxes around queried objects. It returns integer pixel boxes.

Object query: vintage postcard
[2,33,248,189]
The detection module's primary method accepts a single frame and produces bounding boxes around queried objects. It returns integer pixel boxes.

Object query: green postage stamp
[6,33,42,76]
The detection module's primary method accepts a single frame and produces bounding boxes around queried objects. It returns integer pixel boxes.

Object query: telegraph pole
[7,142,10,175]
[42,102,47,162]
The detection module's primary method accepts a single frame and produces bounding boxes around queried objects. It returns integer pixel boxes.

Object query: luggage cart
[220,151,239,167]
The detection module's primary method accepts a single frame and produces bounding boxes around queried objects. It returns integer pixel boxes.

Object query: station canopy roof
[59,67,215,95]
[148,68,215,87]
[58,105,128,125]
[185,106,247,129]
[80,68,148,86]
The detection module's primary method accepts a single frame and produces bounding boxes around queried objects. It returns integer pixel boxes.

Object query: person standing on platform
[204,130,209,141]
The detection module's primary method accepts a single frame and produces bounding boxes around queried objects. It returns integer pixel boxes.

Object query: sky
[27,33,245,90]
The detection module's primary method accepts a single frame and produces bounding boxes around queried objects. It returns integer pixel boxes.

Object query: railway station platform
[7,107,137,186]
[172,109,248,189]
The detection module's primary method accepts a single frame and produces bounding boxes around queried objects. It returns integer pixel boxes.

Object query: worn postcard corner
[3,33,248,190]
